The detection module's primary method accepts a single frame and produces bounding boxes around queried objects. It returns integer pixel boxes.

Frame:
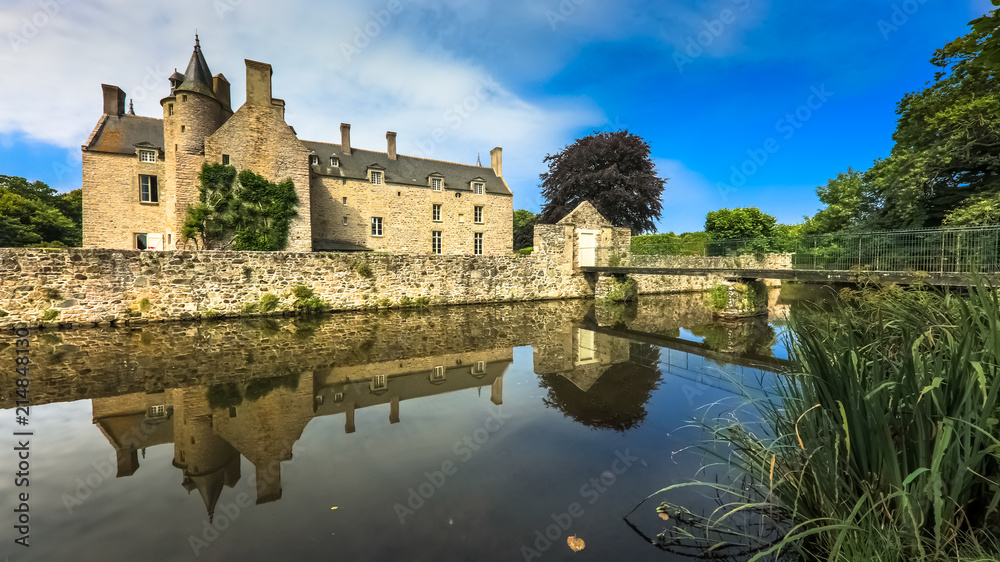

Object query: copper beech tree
[538,130,666,233]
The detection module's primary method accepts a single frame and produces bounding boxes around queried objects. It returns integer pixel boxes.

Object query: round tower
[160,35,230,248]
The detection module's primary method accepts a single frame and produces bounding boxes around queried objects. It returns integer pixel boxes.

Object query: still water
[0,288,825,561]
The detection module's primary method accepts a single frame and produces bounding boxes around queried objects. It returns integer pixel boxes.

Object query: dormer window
[310,155,319,166]
[330,157,340,167]
[473,182,484,195]
[139,150,156,163]
[371,374,388,391]
[370,170,383,185]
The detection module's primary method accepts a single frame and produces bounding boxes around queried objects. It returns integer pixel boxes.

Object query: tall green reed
[654,281,1000,561]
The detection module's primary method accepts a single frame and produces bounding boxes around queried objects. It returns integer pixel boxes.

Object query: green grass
[258,293,279,313]
[653,280,1000,561]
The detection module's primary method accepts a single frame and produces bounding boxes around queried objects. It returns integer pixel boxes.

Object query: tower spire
[127,99,135,116]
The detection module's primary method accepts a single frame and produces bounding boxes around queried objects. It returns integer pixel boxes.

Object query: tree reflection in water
[538,342,662,432]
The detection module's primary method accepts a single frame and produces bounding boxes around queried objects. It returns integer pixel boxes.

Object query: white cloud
[0,0,602,200]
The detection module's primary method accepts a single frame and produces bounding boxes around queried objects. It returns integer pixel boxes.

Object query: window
[474,206,483,223]
[343,216,348,226]
[342,197,347,205]
[166,233,173,247]
[372,374,388,391]
[310,155,319,165]
[370,170,383,185]
[168,104,174,116]
[458,213,465,223]
[222,154,230,165]
[432,178,442,191]
[139,150,156,163]
[139,175,158,203]
[229,407,237,418]
[430,366,446,382]
[135,233,147,250]
[472,361,486,375]
[432,204,442,222]
[182,95,187,102]
[180,125,185,133]
[474,233,484,255]
[371,217,383,237]
[432,231,442,255]
[473,182,484,195]
[149,405,166,418]
[334,392,344,403]
[330,157,340,167]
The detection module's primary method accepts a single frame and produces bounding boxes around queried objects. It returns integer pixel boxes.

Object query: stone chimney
[245,59,272,106]
[490,147,503,178]
[386,131,397,160]
[341,123,352,155]
[102,84,126,117]
[213,73,231,111]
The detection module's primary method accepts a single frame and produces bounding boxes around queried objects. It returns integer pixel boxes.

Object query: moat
[0,288,830,561]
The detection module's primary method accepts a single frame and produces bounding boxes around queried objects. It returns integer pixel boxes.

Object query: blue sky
[0,0,994,233]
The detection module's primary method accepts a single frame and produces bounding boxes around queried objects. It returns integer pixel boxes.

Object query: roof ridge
[301,139,493,170]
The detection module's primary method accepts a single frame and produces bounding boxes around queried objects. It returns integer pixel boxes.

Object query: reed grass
[653,280,1000,561]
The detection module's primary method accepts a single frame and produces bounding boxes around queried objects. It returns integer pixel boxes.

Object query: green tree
[802,168,866,234]
[538,130,666,233]
[513,209,536,250]
[182,164,298,251]
[0,187,77,247]
[704,207,777,240]
[863,7,1000,228]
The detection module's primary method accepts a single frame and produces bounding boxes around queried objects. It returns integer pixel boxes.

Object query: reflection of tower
[172,390,241,521]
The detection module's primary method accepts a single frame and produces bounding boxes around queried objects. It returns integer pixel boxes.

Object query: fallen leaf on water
[567,535,585,552]
[658,512,670,521]
[330,507,339,510]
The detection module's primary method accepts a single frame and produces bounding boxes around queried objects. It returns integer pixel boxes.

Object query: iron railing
[593,225,1000,274]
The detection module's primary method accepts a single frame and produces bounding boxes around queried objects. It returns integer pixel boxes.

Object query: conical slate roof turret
[175,34,216,98]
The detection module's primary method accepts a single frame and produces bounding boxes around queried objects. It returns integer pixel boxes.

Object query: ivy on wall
[181,163,298,251]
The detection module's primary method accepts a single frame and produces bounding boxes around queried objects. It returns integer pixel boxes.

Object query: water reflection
[0,290,815,561]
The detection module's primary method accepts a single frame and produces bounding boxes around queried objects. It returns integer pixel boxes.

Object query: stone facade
[82,38,512,254]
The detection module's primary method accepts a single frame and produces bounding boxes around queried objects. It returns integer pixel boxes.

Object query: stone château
[81,36,513,254]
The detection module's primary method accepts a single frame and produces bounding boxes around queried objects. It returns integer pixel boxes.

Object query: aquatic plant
[651,280,1000,561]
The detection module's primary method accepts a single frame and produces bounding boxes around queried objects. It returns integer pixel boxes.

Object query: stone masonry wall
[0,248,592,328]
[82,151,167,249]
[204,101,312,253]
[310,174,512,255]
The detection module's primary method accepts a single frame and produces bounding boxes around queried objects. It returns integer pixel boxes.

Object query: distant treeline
[0,175,82,248]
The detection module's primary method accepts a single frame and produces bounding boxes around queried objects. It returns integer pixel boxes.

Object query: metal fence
[594,226,1000,274]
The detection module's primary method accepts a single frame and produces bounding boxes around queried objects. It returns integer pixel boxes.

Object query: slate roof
[175,36,216,98]
[301,140,512,196]
[82,114,165,155]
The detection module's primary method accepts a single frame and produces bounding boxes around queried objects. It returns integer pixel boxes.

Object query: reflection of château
[4,294,786,519]
[93,351,508,519]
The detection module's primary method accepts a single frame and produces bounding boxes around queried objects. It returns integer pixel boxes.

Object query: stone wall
[310,173,512,255]
[204,93,313,253]
[82,151,168,249]
[0,248,593,328]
